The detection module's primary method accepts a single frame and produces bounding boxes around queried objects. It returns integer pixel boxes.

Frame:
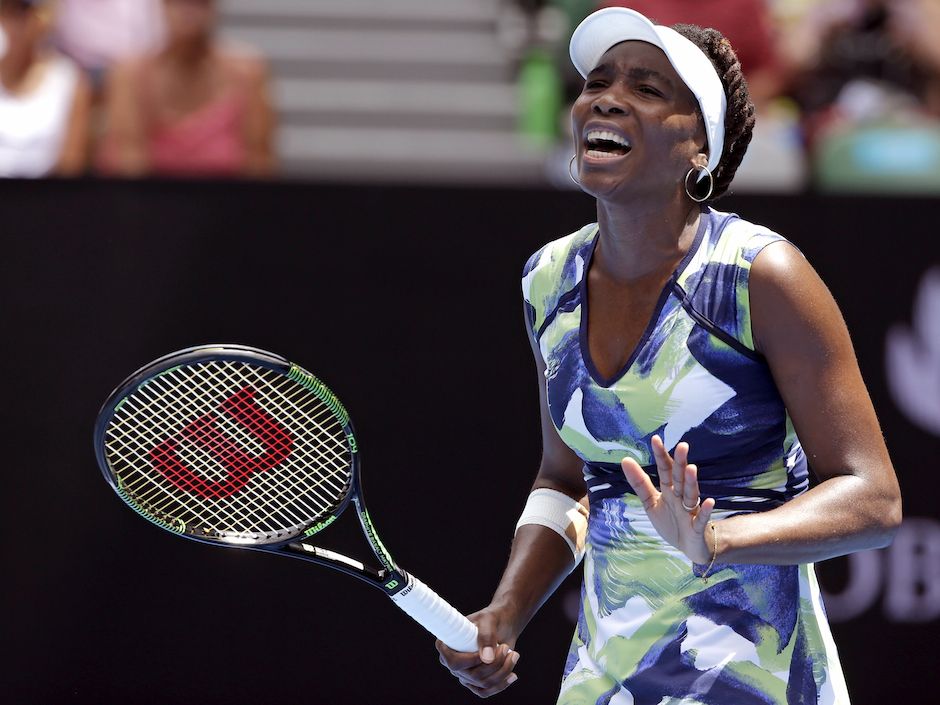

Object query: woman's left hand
[621,435,716,563]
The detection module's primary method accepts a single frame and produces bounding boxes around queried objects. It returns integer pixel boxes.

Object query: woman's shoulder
[522,224,596,297]
[216,42,270,85]
[41,51,80,77]
[522,224,597,332]
[523,223,597,277]
[108,54,153,86]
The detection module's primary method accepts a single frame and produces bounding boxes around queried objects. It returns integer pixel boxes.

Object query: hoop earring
[568,155,581,186]
[684,166,714,203]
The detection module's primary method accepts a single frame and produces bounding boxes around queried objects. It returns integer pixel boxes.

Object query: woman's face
[163,0,216,43]
[571,40,708,202]
[0,1,47,49]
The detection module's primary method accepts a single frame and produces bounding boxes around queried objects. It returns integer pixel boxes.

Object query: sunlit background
[2,2,938,704]
[2,0,939,190]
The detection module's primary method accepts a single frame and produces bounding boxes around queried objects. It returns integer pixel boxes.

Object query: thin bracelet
[701,523,719,583]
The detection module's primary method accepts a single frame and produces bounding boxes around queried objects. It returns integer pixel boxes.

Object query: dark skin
[437,40,902,697]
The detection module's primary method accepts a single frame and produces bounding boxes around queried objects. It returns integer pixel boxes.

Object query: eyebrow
[588,63,674,86]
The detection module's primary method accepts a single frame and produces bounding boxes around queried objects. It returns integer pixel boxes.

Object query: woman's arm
[485,333,589,635]
[436,312,587,698]
[239,53,276,177]
[714,241,901,563]
[101,60,150,176]
[53,68,91,176]
[623,241,902,566]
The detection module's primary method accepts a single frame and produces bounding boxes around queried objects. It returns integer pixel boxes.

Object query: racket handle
[389,572,479,653]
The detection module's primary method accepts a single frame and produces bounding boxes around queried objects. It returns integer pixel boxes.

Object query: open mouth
[584,130,632,159]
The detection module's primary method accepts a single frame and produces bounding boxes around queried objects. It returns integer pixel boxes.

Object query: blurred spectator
[53,0,164,94]
[99,0,275,178]
[786,0,940,134]
[0,0,91,177]
[784,0,940,191]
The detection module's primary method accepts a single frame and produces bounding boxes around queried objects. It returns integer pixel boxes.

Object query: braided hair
[672,23,756,202]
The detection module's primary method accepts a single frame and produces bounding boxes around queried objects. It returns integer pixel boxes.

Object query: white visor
[569,7,727,176]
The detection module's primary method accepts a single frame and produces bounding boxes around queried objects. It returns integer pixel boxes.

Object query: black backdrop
[1,179,937,704]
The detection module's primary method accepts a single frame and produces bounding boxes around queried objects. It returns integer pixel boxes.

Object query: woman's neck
[0,44,39,92]
[594,196,702,282]
[162,35,212,68]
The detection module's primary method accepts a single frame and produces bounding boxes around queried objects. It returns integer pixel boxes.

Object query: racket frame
[94,344,407,595]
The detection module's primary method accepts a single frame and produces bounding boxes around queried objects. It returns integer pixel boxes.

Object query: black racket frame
[94,344,409,596]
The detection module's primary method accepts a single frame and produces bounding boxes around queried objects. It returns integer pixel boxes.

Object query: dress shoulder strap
[522,223,597,340]
[673,212,791,356]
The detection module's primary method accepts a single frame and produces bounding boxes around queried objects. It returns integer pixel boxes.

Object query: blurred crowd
[0,0,274,179]
[2,0,940,192]
[516,0,940,192]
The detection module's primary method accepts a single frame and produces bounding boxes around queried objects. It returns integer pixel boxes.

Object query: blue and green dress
[522,208,849,705]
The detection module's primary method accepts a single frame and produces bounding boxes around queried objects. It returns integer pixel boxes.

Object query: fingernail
[507,674,519,685]
[511,651,521,665]
[481,646,495,663]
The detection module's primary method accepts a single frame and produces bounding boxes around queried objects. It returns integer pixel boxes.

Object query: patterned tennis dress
[522,208,849,705]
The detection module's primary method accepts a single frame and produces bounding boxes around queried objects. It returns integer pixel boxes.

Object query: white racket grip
[389,573,479,653]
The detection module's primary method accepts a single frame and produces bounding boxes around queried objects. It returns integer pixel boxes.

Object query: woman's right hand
[436,605,522,698]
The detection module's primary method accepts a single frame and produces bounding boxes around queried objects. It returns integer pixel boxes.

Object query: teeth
[586,149,620,159]
[586,130,630,148]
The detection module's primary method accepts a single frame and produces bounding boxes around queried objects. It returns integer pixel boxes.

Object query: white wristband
[515,488,589,565]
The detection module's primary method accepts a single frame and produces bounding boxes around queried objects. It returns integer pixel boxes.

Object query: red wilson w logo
[149,386,295,498]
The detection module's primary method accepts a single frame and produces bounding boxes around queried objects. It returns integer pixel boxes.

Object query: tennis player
[437,7,902,703]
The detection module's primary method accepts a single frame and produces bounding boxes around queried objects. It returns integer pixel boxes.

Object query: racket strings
[149,386,295,499]
[111,364,346,537]
[122,368,346,535]
[110,368,307,533]
[200,363,353,525]
[104,361,354,541]
[138,366,348,526]
[164,368,345,506]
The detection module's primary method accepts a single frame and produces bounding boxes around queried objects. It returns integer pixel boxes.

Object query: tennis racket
[93,344,479,652]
